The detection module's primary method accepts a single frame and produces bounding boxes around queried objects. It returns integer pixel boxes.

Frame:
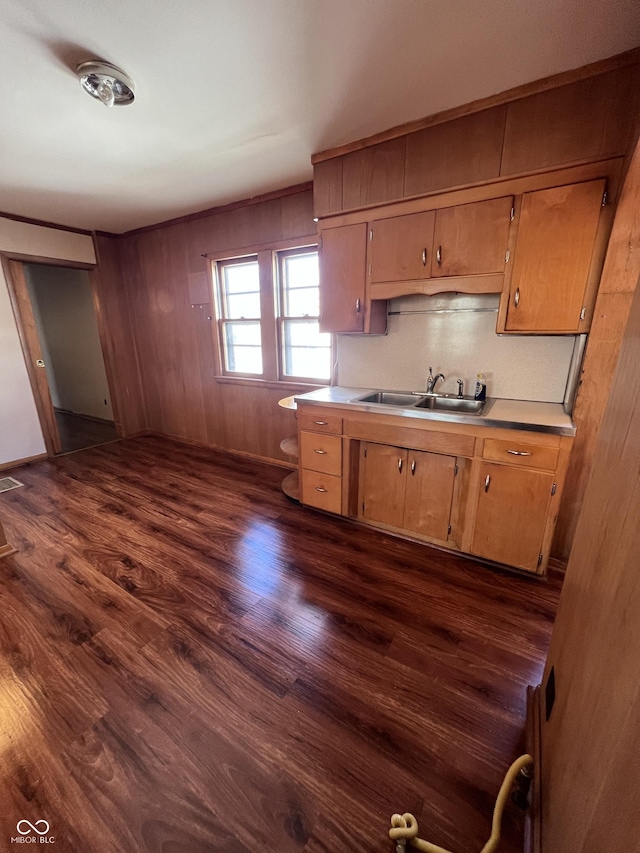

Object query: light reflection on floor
[238,520,327,647]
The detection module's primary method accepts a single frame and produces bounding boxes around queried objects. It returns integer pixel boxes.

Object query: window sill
[214,376,328,391]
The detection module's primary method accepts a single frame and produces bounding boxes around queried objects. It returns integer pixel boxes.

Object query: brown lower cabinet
[470,462,555,572]
[296,402,573,575]
[360,443,456,541]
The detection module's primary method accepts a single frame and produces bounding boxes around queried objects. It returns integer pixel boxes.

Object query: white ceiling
[1,0,638,234]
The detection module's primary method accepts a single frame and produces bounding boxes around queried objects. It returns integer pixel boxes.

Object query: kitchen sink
[414,395,486,414]
[356,391,421,406]
[353,390,487,415]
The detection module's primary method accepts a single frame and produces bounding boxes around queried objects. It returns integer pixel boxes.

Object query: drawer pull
[514,287,520,308]
[436,245,442,265]
[507,450,532,456]
[315,486,328,493]
[421,248,427,266]
[411,460,416,475]
[484,474,491,492]
[314,449,327,455]
[355,298,361,313]
[314,420,328,425]
[398,458,403,473]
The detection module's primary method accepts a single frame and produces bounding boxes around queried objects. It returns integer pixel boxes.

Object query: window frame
[275,247,332,385]
[215,254,263,379]
[209,237,332,388]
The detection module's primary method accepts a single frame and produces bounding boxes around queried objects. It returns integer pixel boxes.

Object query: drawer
[482,437,560,471]
[298,408,343,435]
[300,432,342,475]
[301,469,342,514]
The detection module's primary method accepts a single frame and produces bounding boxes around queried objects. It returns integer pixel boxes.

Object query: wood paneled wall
[105,188,317,464]
[92,235,147,436]
[539,156,640,848]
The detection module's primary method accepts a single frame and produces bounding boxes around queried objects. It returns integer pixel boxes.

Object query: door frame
[1,253,122,456]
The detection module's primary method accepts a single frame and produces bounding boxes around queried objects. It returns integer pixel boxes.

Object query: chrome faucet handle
[457,379,464,398]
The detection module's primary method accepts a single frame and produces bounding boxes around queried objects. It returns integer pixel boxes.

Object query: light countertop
[294,386,576,436]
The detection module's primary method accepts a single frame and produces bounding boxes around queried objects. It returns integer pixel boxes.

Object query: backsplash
[336,294,576,403]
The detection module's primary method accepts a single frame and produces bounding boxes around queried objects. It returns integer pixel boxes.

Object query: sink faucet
[457,379,464,398]
[426,367,446,394]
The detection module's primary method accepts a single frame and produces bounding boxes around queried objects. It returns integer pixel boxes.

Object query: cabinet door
[370,211,435,283]
[403,451,456,541]
[319,223,367,333]
[360,443,406,528]
[432,196,513,277]
[504,180,605,332]
[471,462,554,572]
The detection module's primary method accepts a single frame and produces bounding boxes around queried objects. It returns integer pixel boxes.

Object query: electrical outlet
[545,666,556,721]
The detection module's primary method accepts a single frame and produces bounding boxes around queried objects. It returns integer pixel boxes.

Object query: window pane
[283,320,331,380]
[285,286,319,317]
[224,321,263,374]
[223,261,260,296]
[282,252,319,318]
[284,254,319,289]
[226,292,261,319]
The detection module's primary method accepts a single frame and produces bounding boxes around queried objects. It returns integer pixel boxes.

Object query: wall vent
[0,477,24,493]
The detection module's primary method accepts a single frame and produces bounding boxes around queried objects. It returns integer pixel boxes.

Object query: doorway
[18,262,118,454]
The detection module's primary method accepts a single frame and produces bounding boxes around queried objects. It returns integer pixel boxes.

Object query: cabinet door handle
[411,460,416,475]
[398,458,403,473]
[514,287,520,308]
[315,487,328,493]
[436,245,442,265]
[507,450,532,456]
[422,248,427,266]
[314,420,328,425]
[355,298,361,313]
[484,474,491,492]
[314,449,327,455]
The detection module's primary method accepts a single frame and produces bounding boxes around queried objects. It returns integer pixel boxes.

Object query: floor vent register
[0,477,24,493]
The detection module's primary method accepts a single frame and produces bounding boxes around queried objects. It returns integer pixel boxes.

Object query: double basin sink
[353,390,486,415]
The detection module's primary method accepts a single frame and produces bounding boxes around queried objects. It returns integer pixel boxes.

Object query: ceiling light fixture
[76,61,135,108]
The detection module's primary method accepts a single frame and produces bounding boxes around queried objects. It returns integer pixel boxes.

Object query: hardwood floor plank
[0,436,560,852]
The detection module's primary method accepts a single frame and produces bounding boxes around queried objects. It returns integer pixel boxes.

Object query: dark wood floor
[55,409,118,454]
[0,437,560,853]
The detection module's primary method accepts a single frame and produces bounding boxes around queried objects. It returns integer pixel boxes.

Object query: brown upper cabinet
[369,210,435,283]
[319,222,367,333]
[431,196,513,278]
[404,106,506,197]
[312,61,639,219]
[319,223,387,334]
[499,179,607,333]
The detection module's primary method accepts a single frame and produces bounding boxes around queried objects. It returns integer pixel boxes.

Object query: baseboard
[525,685,542,853]
[0,452,48,471]
[145,431,295,470]
[124,429,152,439]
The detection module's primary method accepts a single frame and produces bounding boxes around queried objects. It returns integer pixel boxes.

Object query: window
[217,257,262,375]
[278,249,331,382]
[213,243,331,384]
